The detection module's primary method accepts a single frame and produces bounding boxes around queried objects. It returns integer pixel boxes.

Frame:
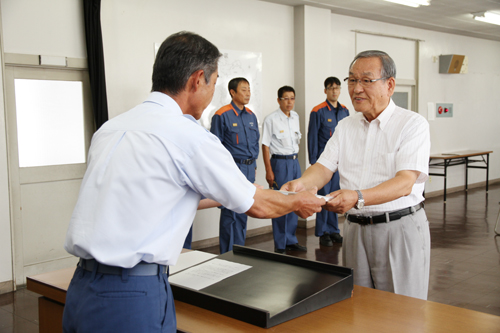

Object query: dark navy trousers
[271,157,301,250]
[63,264,176,332]
[219,161,256,254]
[315,171,340,236]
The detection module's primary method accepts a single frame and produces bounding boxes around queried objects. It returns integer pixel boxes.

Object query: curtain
[83,0,108,130]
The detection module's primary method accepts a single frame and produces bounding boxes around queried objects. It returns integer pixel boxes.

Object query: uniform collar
[277,108,295,120]
[146,92,199,125]
[231,101,252,116]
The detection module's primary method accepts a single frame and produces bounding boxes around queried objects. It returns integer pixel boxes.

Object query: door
[5,65,94,286]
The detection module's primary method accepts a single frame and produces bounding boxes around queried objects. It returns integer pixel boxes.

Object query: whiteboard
[200,49,263,129]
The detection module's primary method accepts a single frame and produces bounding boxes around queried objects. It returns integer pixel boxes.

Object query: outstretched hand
[294,187,324,218]
[323,189,358,214]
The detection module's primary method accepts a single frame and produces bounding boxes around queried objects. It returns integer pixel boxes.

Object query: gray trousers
[343,208,431,300]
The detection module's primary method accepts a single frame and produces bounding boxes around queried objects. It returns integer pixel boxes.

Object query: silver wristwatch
[355,190,364,209]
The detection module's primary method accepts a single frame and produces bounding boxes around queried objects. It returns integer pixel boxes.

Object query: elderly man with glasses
[308,77,350,247]
[283,50,431,300]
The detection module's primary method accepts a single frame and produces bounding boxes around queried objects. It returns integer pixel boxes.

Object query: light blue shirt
[64,92,256,267]
[261,108,301,155]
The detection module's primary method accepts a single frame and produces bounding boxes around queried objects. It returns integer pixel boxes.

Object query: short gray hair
[349,50,397,79]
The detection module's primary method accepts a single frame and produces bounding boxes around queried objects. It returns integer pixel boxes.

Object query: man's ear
[229,89,236,99]
[387,77,396,97]
[189,70,205,92]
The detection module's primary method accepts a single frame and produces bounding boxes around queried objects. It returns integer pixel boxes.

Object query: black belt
[345,203,423,225]
[78,258,167,276]
[234,158,255,165]
[272,154,298,160]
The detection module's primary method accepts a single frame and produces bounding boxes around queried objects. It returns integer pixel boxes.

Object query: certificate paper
[169,258,252,290]
[278,190,332,201]
[170,251,217,275]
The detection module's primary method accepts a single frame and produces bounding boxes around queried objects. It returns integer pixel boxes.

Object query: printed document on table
[169,258,252,290]
[170,250,218,275]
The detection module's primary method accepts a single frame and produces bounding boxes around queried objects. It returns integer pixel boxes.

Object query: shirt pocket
[229,125,242,145]
[276,131,292,147]
[246,125,259,144]
[322,118,336,136]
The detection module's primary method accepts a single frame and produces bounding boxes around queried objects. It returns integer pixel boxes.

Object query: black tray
[170,245,353,328]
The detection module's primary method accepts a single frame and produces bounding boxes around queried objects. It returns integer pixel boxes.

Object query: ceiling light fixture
[384,0,430,8]
[473,11,500,26]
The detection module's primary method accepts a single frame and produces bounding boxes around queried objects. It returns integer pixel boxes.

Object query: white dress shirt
[318,99,430,215]
[261,109,301,155]
[64,92,256,267]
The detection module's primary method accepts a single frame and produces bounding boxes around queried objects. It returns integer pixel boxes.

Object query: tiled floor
[1,183,499,332]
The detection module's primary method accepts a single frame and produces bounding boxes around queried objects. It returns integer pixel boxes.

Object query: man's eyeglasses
[326,86,341,91]
[279,97,295,101]
[344,77,390,87]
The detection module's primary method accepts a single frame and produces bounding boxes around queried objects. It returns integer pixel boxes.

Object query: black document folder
[170,245,353,328]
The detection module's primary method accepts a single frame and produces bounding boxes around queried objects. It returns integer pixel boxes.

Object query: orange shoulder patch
[214,104,234,116]
[311,101,329,112]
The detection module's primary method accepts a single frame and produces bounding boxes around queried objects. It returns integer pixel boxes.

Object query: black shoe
[274,248,286,254]
[319,232,333,246]
[286,243,307,252]
[330,233,343,243]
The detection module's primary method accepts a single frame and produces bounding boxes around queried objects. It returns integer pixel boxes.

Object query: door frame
[4,53,93,286]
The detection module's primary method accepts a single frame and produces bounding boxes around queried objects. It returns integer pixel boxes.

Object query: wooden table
[429,150,493,202]
[27,267,500,332]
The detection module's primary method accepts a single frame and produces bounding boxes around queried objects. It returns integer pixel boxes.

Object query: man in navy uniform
[211,78,260,254]
[262,86,306,254]
[308,77,349,246]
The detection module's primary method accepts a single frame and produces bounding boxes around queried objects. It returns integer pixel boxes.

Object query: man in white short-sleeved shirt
[63,32,325,333]
[283,50,431,300]
[261,86,306,254]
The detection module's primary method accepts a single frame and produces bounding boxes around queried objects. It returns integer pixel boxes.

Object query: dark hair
[228,77,249,97]
[349,50,397,79]
[324,77,341,89]
[152,31,222,95]
[277,86,295,98]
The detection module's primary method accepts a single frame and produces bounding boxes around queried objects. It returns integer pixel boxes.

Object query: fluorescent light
[384,0,430,7]
[473,11,500,26]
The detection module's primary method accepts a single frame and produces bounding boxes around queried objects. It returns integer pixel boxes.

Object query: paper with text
[169,258,252,290]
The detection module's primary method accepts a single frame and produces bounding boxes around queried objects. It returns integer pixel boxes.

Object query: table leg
[444,160,448,203]
[465,157,469,192]
[39,296,64,333]
[486,154,490,192]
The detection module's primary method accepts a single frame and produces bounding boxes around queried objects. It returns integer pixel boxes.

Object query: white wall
[0,4,12,286]
[325,13,500,193]
[100,0,295,241]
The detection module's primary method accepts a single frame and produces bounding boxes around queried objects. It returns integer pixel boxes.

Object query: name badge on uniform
[233,123,238,127]
[280,130,284,133]
[328,119,332,122]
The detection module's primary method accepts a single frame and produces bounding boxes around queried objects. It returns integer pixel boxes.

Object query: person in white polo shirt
[283,50,431,300]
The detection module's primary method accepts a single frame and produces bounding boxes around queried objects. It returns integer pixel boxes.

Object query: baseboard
[191,225,273,250]
[0,280,13,295]
[425,178,500,198]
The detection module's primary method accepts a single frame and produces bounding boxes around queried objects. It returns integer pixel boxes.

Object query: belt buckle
[293,155,296,159]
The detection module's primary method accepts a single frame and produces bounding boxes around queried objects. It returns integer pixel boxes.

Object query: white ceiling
[259,0,500,42]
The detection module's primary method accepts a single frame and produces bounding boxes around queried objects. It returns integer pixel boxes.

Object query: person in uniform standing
[308,77,349,246]
[262,86,306,254]
[210,78,260,254]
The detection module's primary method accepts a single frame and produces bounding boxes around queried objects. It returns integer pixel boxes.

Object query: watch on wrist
[355,190,364,209]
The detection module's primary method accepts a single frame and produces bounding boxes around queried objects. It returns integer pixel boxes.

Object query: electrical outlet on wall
[436,103,453,118]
